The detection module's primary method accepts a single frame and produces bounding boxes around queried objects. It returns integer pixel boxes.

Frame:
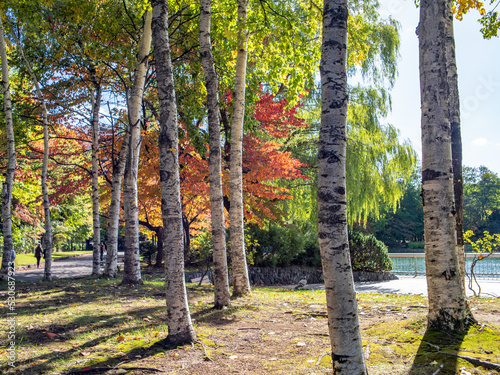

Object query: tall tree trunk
[104,129,129,278]
[121,11,152,285]
[318,1,367,373]
[90,68,102,276]
[152,0,197,345]
[418,0,474,332]
[199,0,231,309]
[8,21,52,279]
[230,0,251,298]
[0,15,15,280]
[446,15,466,288]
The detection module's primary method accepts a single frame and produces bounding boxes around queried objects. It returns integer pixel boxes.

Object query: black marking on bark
[442,268,456,280]
[422,168,445,182]
[332,352,350,363]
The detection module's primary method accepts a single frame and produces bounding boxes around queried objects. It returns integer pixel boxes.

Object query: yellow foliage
[454,0,487,21]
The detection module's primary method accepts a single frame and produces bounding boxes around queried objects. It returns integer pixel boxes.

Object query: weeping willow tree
[278,0,416,227]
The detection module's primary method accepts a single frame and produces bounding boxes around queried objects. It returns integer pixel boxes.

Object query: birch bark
[230,0,251,298]
[9,21,53,279]
[104,132,129,278]
[122,11,152,285]
[89,68,102,276]
[318,1,367,373]
[0,15,15,280]
[200,0,231,308]
[152,0,197,345]
[445,14,466,287]
[418,0,474,331]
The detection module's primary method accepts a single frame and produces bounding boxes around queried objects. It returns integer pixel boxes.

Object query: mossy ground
[0,268,499,374]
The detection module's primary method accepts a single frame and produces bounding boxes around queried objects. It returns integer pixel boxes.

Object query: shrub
[349,231,392,272]
[139,241,157,266]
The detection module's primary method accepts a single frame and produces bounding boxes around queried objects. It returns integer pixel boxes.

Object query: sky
[377,0,500,176]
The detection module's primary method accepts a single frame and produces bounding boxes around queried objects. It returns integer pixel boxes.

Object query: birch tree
[0,14,15,280]
[230,0,251,298]
[318,1,367,373]
[121,10,152,285]
[200,0,231,309]
[418,0,474,331]
[89,68,102,276]
[8,20,53,279]
[151,0,197,345]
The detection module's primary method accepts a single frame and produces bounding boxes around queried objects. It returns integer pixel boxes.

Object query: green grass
[0,271,499,375]
[5,251,92,267]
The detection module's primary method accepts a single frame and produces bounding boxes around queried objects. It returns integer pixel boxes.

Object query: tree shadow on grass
[408,326,468,375]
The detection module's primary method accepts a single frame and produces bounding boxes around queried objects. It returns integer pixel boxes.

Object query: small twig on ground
[316,351,331,366]
[237,327,261,330]
[66,366,165,374]
[441,353,500,371]
[431,364,444,375]
[197,340,214,362]
[424,341,441,351]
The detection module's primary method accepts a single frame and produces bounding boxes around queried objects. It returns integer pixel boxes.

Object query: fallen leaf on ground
[46,332,57,338]
[296,342,306,347]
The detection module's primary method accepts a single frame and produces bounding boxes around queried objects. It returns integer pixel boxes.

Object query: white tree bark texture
[230,0,251,298]
[8,20,53,280]
[0,15,15,280]
[122,11,152,285]
[90,71,102,276]
[152,0,197,345]
[318,1,367,373]
[200,0,231,309]
[418,0,474,332]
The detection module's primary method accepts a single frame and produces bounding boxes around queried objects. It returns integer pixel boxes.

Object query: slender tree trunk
[154,226,164,267]
[104,130,129,278]
[121,11,152,285]
[90,69,102,276]
[200,0,231,309]
[0,15,15,280]
[152,0,196,345]
[418,0,474,332]
[230,0,251,298]
[318,1,367,373]
[9,21,52,279]
[446,15,466,287]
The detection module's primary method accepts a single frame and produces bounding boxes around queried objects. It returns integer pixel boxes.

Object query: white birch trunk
[0,16,15,280]
[104,132,129,278]
[418,0,474,331]
[122,11,152,285]
[152,0,197,345]
[200,0,231,308]
[90,71,102,276]
[8,21,53,279]
[230,0,251,298]
[318,1,367,373]
[445,14,466,288]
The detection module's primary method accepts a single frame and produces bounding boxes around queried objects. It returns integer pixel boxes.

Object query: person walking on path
[34,243,43,268]
[100,242,106,262]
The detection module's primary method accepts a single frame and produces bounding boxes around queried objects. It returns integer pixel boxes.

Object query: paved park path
[14,253,124,282]
[290,276,500,298]
[13,255,500,297]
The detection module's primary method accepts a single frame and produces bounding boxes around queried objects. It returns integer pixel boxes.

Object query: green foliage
[247,222,309,268]
[349,231,393,272]
[372,168,424,248]
[463,166,500,233]
[139,241,157,265]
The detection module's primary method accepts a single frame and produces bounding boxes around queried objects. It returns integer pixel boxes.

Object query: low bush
[349,231,393,272]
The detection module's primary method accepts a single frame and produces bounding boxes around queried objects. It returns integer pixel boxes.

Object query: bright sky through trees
[379,0,500,175]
